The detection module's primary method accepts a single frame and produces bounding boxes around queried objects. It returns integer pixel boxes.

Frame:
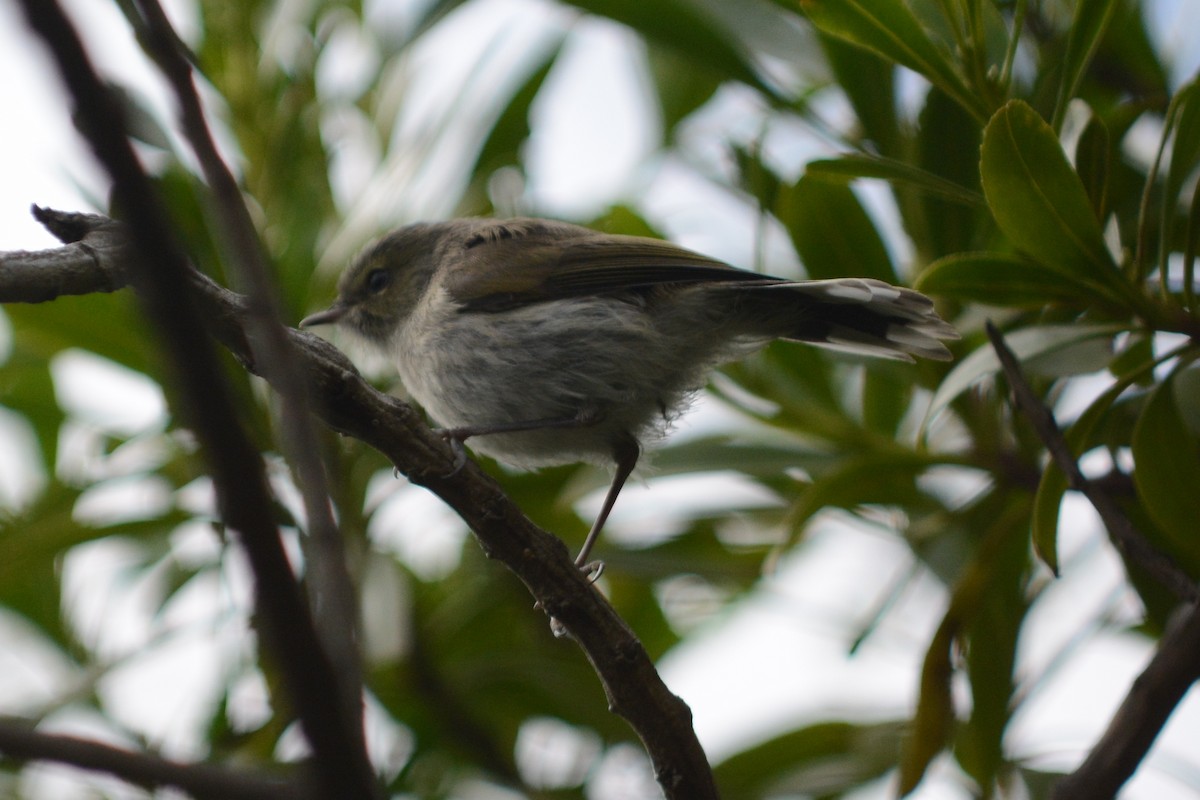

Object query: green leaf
[588,204,664,239]
[800,0,987,121]
[917,252,1091,307]
[927,324,1127,423]
[715,720,906,797]
[1175,365,1200,435]
[1024,332,1116,378]
[563,0,775,98]
[603,519,767,588]
[1094,1,1169,101]
[720,343,844,437]
[468,40,564,191]
[1109,333,1156,383]
[733,144,782,212]
[1031,375,1127,573]
[1075,113,1111,220]
[646,42,723,137]
[901,502,1027,795]
[0,352,61,473]
[959,503,1030,790]
[806,153,985,208]
[902,614,955,795]
[1053,0,1121,129]
[1161,81,1200,297]
[653,436,836,479]
[1164,85,1200,200]
[1131,368,1200,574]
[980,101,1128,304]
[1186,165,1200,312]
[862,366,913,436]
[4,292,158,376]
[789,452,941,535]
[776,173,897,282]
[915,87,985,256]
[818,32,899,154]
[0,483,188,644]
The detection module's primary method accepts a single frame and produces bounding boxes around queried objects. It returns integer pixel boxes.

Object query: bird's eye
[366,269,391,294]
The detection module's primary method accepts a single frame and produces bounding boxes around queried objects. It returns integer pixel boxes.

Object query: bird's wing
[444,220,780,312]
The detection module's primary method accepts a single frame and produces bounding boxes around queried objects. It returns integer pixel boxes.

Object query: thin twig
[11,2,379,796]
[1052,603,1200,800]
[985,321,1199,603]
[127,0,366,751]
[985,321,1200,799]
[0,717,312,800]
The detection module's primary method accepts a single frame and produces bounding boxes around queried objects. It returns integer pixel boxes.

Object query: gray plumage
[302,218,958,567]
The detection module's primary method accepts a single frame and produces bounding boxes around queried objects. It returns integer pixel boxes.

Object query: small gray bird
[302,218,957,570]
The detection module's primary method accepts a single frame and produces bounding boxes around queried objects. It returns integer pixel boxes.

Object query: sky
[1,1,1200,798]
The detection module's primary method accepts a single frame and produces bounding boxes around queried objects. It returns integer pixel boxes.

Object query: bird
[301,217,957,572]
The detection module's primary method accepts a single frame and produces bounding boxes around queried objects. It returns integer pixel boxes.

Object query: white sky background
[1,0,1200,798]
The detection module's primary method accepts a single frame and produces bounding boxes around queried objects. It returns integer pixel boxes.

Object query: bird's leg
[547,433,641,639]
[575,433,640,573]
[437,410,638,574]
[435,407,604,474]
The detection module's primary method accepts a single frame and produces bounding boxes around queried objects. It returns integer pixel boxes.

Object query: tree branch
[0,716,313,800]
[1051,604,1200,800]
[12,1,379,796]
[984,322,1199,604]
[0,211,720,798]
[128,0,366,747]
[984,321,1200,799]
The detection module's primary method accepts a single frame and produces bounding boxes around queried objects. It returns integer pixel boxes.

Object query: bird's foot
[434,428,470,477]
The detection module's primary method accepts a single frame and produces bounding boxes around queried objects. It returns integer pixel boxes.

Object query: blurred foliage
[2,0,1200,797]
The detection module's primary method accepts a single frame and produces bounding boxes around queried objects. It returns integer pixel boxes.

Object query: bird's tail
[725,278,958,362]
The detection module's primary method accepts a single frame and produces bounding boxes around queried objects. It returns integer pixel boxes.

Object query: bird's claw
[435,429,469,477]
[535,561,605,640]
[578,560,604,582]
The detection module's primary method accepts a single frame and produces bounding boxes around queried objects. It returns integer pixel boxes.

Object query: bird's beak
[299,304,348,327]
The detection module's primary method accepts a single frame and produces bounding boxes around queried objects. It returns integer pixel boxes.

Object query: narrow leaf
[917,252,1090,307]
[901,508,1025,795]
[776,174,896,282]
[1161,81,1200,298]
[788,453,940,536]
[915,87,985,255]
[806,154,984,207]
[1053,0,1120,128]
[716,720,905,797]
[1027,351,1168,573]
[1131,369,1200,574]
[1031,379,1126,572]
[1075,114,1111,220]
[470,41,563,182]
[563,0,774,97]
[901,616,955,795]
[818,33,899,154]
[1165,81,1200,205]
[927,324,1127,423]
[800,0,986,120]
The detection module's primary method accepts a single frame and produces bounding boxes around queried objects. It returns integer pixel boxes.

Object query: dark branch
[12,1,379,796]
[985,322,1199,604]
[0,212,720,799]
[0,716,313,800]
[129,0,366,748]
[985,321,1200,799]
[1,209,130,302]
[1052,604,1200,800]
